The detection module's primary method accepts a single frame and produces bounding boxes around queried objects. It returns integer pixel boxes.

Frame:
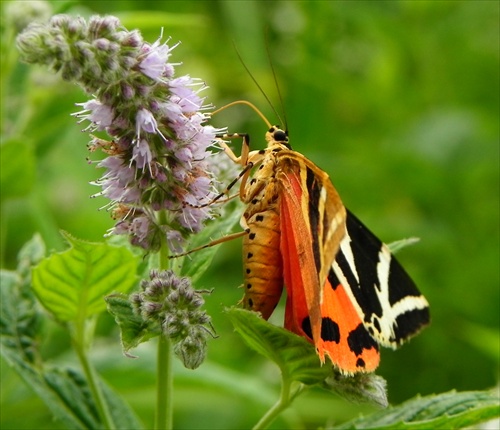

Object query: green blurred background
[1,1,499,429]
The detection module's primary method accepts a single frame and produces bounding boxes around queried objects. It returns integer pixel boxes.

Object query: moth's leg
[217,132,250,166]
[187,133,253,208]
[221,132,253,200]
[169,230,248,258]
[170,134,253,258]
[239,150,268,200]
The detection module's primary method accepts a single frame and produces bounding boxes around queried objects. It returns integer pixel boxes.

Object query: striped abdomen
[242,205,283,320]
[240,157,284,320]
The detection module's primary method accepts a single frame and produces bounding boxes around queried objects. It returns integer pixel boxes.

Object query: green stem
[252,376,294,430]
[155,210,174,429]
[74,337,116,430]
[155,335,173,430]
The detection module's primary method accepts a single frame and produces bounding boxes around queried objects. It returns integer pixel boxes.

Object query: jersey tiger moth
[194,101,429,374]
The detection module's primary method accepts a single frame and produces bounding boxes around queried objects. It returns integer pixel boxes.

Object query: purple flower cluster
[131,270,214,369]
[17,15,226,252]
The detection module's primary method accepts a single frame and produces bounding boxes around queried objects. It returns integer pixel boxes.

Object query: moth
[201,101,429,374]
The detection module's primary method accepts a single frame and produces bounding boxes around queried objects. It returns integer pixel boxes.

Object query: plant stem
[155,335,173,429]
[155,211,174,429]
[252,376,293,430]
[74,337,116,430]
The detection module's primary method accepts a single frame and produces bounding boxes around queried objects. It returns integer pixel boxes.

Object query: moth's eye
[274,129,288,143]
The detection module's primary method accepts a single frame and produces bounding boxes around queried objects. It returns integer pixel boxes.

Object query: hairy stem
[73,325,115,430]
[155,211,173,429]
[155,335,173,430]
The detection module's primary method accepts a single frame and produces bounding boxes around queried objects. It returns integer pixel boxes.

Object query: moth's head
[266,126,290,149]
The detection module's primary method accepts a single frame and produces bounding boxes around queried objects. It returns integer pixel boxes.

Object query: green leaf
[0,137,36,201]
[0,270,41,365]
[335,390,500,429]
[17,233,46,275]
[176,202,242,283]
[32,232,138,322]
[226,307,330,385]
[1,239,142,429]
[105,293,159,355]
[2,348,88,429]
[44,367,143,430]
[324,372,388,408]
[387,237,420,254]
[2,351,142,429]
[1,264,86,429]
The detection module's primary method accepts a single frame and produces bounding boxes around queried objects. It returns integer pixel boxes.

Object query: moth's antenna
[265,30,288,132]
[212,100,272,129]
[233,41,285,128]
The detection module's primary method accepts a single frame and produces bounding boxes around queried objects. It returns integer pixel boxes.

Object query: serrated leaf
[324,371,388,408]
[1,241,142,429]
[105,293,159,355]
[2,349,142,430]
[176,202,242,283]
[0,138,36,201]
[1,346,88,429]
[32,233,138,322]
[1,265,89,429]
[0,269,41,364]
[44,367,142,430]
[335,390,500,429]
[226,307,330,385]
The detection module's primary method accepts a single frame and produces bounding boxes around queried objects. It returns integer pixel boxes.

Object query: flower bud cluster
[17,15,226,252]
[131,270,214,369]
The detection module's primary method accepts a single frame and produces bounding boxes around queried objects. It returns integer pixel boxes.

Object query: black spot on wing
[347,323,379,356]
[391,308,430,343]
[321,317,340,343]
[301,315,341,344]
[302,317,312,339]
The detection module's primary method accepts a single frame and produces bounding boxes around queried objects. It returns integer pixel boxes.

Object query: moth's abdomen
[242,208,283,320]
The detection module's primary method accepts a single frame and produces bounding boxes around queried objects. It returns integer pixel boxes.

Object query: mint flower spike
[131,270,215,369]
[17,14,228,252]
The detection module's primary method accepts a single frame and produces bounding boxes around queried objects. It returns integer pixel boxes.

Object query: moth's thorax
[243,151,280,213]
